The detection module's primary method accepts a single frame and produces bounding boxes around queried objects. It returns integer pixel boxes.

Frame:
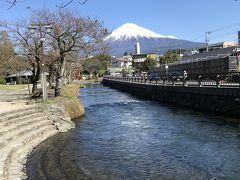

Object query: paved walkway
[0,88,31,114]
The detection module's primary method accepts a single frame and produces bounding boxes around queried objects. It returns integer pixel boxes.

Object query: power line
[209,23,240,33]
[204,23,240,45]
[161,22,240,52]
[210,31,237,41]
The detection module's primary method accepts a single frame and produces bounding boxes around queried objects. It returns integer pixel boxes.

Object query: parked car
[148,73,160,81]
[168,71,183,81]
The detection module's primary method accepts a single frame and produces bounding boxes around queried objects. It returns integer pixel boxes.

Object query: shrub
[0,79,6,84]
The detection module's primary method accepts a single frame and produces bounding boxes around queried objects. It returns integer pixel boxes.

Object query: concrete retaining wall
[102,79,240,117]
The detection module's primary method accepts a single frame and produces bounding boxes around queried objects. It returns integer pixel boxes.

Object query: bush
[99,70,106,76]
[0,79,6,84]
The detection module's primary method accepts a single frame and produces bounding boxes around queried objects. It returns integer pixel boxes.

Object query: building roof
[198,42,235,53]
[132,54,148,59]
[7,70,32,78]
[183,46,236,60]
[7,70,49,78]
[113,57,132,62]
[166,46,237,66]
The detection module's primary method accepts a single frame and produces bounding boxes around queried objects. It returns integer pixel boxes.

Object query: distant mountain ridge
[104,23,203,56]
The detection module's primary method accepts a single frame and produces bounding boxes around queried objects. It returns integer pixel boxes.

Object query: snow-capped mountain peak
[103,22,202,56]
[106,23,178,40]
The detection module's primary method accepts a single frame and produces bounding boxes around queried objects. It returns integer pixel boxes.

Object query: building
[132,53,158,70]
[150,46,239,76]
[6,70,50,84]
[6,70,33,84]
[109,55,133,76]
[135,42,141,54]
[111,55,132,68]
[132,53,158,63]
[198,41,235,53]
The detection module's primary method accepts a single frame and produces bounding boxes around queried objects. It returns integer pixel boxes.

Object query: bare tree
[57,0,88,8]
[6,0,19,9]
[1,8,108,96]
[5,56,29,83]
[32,9,108,96]
[6,0,88,9]
[0,21,48,93]
[0,31,15,78]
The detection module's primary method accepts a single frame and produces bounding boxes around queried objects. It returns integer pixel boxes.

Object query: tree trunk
[31,64,41,94]
[54,56,65,97]
[54,70,62,97]
[48,64,55,88]
[32,82,37,94]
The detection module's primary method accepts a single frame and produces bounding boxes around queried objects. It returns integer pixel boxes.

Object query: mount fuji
[104,23,203,56]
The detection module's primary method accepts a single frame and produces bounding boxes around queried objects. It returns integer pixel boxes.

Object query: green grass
[39,83,85,119]
[0,84,28,91]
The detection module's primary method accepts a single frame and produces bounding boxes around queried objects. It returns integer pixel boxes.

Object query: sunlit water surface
[27,84,240,180]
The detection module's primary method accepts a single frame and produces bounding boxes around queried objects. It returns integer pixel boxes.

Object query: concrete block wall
[102,79,240,117]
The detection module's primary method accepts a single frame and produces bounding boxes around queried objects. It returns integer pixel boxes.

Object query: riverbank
[0,83,84,180]
[26,84,240,179]
[42,83,85,119]
[103,78,240,118]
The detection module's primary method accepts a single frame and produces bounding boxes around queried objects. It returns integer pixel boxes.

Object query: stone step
[0,119,53,149]
[1,125,57,180]
[7,130,58,180]
[0,124,57,171]
[0,106,38,117]
[0,112,47,129]
[0,115,48,137]
[0,107,43,123]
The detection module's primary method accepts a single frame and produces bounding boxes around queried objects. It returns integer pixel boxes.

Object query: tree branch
[7,0,88,9]
[57,0,88,8]
[7,0,25,9]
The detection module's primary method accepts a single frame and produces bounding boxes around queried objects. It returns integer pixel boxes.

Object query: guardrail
[104,72,240,88]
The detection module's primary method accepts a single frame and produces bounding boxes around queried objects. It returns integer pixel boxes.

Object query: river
[27,84,240,180]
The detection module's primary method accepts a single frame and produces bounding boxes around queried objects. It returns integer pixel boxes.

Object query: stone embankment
[103,79,240,117]
[0,104,76,180]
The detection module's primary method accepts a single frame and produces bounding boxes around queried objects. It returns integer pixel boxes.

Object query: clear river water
[27,84,240,180]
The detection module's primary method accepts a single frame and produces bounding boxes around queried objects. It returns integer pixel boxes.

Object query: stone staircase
[0,106,59,180]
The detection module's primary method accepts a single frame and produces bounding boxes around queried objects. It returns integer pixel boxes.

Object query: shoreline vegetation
[59,83,85,119]
[41,83,85,119]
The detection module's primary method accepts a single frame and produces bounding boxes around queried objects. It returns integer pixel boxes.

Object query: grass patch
[61,83,80,99]
[60,83,85,119]
[0,84,28,91]
[40,83,85,119]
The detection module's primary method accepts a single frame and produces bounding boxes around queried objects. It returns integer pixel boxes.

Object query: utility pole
[28,23,52,101]
[205,31,211,52]
[40,38,48,101]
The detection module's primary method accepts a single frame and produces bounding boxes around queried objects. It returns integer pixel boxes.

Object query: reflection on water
[27,84,240,180]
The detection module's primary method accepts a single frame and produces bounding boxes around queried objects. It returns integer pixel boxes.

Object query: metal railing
[104,72,240,88]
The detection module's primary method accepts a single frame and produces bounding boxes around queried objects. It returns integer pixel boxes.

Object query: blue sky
[1,0,240,43]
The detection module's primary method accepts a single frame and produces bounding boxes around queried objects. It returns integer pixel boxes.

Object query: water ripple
[27,85,240,180]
